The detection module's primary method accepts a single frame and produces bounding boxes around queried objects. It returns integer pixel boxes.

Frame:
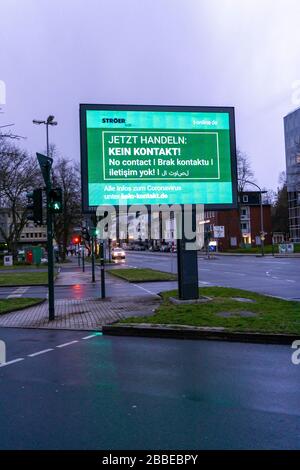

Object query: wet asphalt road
[0,252,299,301]
[0,328,299,450]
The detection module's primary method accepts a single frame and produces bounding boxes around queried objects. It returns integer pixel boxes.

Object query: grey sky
[1,0,300,190]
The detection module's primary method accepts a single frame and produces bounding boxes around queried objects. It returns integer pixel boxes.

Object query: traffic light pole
[91,236,95,283]
[100,241,105,299]
[82,244,85,272]
[36,153,61,322]
[45,162,55,321]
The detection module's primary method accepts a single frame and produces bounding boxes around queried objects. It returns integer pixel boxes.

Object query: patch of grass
[0,272,50,285]
[108,268,177,282]
[121,286,300,334]
[0,298,44,315]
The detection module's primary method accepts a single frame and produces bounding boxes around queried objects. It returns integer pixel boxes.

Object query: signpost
[37,153,55,321]
[80,105,237,300]
[213,225,225,238]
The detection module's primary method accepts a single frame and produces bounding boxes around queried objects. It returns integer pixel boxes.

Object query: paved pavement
[0,286,160,330]
[0,328,299,450]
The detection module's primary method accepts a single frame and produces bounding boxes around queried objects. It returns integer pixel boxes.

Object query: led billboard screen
[80,105,237,212]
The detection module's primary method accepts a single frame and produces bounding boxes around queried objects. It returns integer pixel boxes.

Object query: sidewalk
[0,296,160,330]
[0,262,161,330]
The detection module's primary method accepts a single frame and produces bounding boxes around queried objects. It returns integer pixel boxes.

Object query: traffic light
[48,188,63,213]
[72,235,81,245]
[26,189,43,224]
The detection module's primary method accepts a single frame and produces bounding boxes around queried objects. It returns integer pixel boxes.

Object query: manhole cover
[216,310,257,318]
[231,297,256,303]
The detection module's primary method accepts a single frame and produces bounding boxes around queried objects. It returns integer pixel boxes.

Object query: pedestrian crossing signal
[49,188,63,213]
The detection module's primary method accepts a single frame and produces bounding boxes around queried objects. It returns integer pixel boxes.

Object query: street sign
[213,225,225,238]
[279,243,294,254]
[80,105,237,212]
[37,153,53,185]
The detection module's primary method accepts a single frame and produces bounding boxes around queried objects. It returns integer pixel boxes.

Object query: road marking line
[82,334,99,340]
[6,286,29,298]
[132,283,160,296]
[56,340,78,348]
[28,349,53,357]
[0,358,24,367]
[286,279,296,283]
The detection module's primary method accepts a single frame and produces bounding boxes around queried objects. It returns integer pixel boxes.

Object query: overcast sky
[1,0,300,190]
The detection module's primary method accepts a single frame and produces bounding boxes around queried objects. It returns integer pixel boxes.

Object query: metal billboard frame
[80,103,238,213]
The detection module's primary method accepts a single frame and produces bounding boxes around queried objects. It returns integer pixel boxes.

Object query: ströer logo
[102,118,126,124]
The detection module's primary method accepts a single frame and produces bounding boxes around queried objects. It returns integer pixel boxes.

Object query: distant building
[284,107,300,242]
[122,191,272,250]
[205,191,272,250]
[0,208,47,250]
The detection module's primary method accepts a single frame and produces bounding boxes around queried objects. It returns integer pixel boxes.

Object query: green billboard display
[80,105,237,212]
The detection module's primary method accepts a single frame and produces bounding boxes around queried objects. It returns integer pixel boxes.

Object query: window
[243,195,248,203]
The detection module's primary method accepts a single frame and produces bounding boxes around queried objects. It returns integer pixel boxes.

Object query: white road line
[6,286,29,299]
[132,283,160,296]
[82,334,100,340]
[56,340,78,348]
[0,358,24,367]
[223,272,246,276]
[28,348,53,357]
[199,281,211,285]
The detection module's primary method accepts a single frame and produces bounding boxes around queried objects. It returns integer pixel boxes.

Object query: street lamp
[33,115,57,157]
[243,180,267,256]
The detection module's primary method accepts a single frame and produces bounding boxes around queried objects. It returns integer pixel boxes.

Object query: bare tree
[271,171,289,235]
[237,149,255,191]
[52,157,82,261]
[0,139,41,258]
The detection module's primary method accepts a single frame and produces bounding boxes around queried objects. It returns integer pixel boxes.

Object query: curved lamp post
[243,180,267,256]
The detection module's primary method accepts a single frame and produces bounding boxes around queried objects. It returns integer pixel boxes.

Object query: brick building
[204,191,272,250]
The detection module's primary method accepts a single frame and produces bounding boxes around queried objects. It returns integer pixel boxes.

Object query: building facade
[121,192,272,250]
[0,208,47,251]
[284,107,300,242]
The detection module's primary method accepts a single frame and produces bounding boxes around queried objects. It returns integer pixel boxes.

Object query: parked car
[160,244,171,252]
[111,247,126,260]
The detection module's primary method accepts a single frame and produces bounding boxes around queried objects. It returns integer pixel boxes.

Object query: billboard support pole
[177,205,199,300]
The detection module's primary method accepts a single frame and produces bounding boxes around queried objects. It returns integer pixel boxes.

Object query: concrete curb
[102,323,300,345]
[107,272,177,283]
